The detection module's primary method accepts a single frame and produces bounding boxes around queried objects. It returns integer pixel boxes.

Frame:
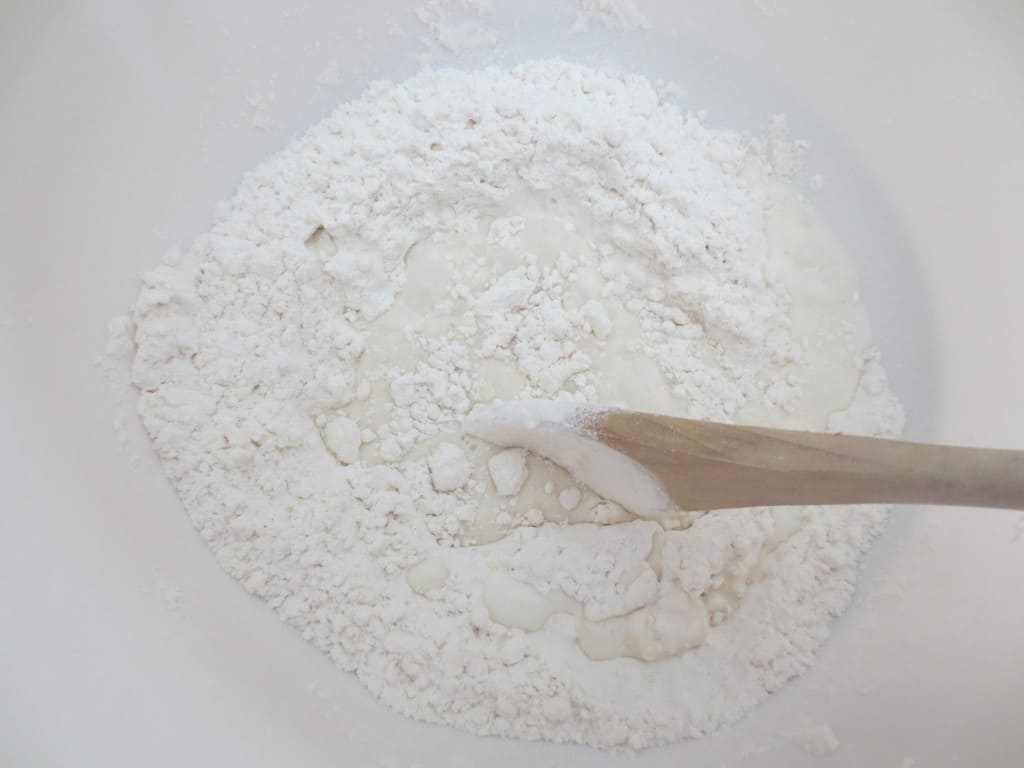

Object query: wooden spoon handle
[597,410,1024,511]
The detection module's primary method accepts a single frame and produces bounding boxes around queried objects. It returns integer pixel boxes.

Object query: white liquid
[380,192,872,661]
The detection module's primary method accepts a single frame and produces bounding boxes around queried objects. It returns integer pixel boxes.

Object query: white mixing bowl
[3,2,1023,765]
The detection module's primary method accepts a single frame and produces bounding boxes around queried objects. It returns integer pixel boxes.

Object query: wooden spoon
[464,401,1024,514]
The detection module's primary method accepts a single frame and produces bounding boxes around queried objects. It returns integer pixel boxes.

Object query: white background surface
[2,1,1024,766]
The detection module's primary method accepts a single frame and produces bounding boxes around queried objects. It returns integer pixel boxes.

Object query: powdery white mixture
[125,60,904,749]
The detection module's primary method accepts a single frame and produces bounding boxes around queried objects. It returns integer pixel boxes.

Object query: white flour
[126,60,904,749]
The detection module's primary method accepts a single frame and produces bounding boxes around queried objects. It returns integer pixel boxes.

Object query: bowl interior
[3,2,1024,766]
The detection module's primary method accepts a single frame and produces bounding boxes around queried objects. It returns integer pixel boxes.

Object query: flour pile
[127,60,904,748]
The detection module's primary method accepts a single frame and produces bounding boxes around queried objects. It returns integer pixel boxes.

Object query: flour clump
[127,60,904,749]
[427,442,472,491]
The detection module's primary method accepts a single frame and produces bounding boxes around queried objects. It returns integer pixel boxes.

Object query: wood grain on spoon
[464,401,1024,512]
[594,409,1024,511]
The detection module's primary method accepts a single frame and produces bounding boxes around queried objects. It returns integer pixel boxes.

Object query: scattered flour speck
[571,0,651,33]
[792,724,840,756]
